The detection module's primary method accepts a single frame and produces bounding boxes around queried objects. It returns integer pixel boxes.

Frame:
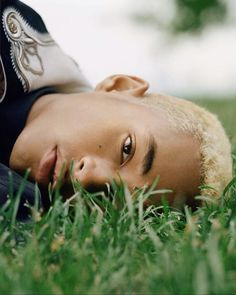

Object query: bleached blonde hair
[140,92,232,199]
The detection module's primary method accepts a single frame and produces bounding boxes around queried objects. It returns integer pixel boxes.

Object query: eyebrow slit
[142,136,157,175]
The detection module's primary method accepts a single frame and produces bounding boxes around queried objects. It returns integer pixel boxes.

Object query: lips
[36,147,57,186]
[52,149,67,190]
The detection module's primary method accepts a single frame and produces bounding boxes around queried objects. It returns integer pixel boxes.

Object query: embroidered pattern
[0,60,5,103]
[0,57,7,103]
[2,7,55,92]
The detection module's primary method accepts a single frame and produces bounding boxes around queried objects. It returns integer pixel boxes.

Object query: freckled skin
[9,76,201,207]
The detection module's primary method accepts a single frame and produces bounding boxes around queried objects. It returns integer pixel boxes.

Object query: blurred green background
[130,0,236,98]
[133,0,229,35]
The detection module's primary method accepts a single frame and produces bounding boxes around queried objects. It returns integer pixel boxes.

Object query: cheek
[119,168,144,191]
[58,124,121,155]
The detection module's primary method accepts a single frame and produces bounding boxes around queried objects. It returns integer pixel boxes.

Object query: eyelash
[121,135,133,165]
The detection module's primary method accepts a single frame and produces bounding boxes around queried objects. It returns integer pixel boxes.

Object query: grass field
[0,99,236,295]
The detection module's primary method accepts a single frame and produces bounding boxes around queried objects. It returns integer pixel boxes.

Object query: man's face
[10,91,200,205]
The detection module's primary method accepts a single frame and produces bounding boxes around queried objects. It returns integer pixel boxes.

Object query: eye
[121,135,133,165]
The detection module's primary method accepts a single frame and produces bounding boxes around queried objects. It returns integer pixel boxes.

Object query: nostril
[79,161,84,170]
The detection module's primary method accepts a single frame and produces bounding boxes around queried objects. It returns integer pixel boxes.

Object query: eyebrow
[141,135,157,175]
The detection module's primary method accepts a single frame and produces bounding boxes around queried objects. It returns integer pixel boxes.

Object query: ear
[95,74,149,97]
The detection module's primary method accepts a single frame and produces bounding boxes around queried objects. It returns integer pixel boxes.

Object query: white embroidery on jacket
[2,7,55,92]
[0,57,7,103]
[1,7,92,101]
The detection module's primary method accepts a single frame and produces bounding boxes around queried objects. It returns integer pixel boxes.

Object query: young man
[0,0,232,218]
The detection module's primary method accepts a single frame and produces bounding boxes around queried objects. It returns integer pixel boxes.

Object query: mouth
[36,146,58,186]
[51,148,68,190]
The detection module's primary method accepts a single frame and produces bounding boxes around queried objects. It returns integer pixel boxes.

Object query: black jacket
[0,163,41,220]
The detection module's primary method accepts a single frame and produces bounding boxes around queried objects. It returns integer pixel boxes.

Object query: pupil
[124,143,131,154]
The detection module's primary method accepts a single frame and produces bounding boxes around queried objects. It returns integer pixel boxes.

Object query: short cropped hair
[140,93,232,199]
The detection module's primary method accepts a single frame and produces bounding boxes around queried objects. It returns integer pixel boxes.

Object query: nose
[72,156,116,193]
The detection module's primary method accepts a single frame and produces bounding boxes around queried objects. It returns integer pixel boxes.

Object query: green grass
[0,99,236,295]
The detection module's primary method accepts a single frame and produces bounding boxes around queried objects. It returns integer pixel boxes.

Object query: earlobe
[95,74,149,97]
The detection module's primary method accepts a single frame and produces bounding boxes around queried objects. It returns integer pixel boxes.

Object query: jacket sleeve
[0,163,42,220]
